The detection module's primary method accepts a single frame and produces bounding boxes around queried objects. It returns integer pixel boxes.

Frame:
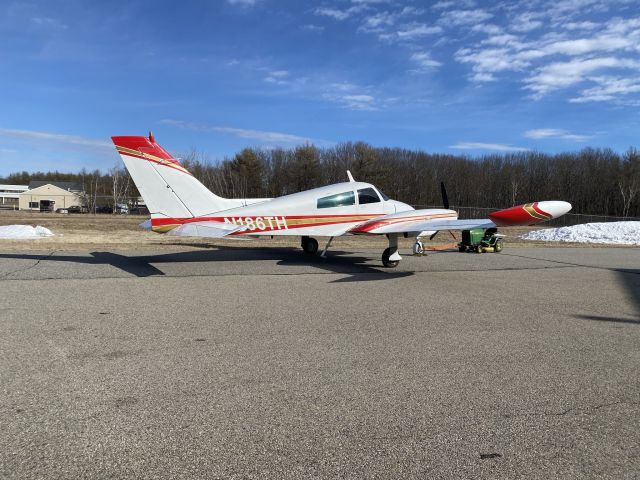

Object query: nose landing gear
[382,234,401,268]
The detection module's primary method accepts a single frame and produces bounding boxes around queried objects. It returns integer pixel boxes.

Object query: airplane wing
[349,216,494,235]
[166,221,248,238]
[348,201,572,235]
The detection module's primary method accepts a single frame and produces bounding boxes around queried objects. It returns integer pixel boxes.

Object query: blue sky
[1,0,639,175]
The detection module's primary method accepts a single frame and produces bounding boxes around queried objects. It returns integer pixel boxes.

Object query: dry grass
[0,210,603,252]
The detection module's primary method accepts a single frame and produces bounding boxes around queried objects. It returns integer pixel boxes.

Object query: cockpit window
[357,187,381,205]
[317,191,355,208]
[376,188,390,201]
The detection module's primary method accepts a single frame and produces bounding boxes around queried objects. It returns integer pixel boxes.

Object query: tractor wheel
[302,237,319,254]
[494,239,504,253]
[458,245,466,253]
[382,247,400,268]
[476,246,483,253]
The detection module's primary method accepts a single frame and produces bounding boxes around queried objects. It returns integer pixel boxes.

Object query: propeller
[440,181,450,209]
[429,182,450,241]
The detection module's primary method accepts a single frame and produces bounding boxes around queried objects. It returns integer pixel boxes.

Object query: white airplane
[112,133,572,267]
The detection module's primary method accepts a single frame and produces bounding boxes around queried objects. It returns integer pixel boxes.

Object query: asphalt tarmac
[0,246,639,479]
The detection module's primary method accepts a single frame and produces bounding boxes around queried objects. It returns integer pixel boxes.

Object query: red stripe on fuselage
[349,213,457,233]
[151,214,384,234]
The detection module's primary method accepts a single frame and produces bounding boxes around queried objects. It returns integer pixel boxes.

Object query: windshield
[358,187,380,204]
[376,188,390,201]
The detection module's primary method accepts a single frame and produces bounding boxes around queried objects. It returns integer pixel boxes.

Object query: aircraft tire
[303,237,319,254]
[382,247,400,268]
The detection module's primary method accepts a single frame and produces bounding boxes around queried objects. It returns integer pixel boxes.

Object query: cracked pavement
[0,247,639,479]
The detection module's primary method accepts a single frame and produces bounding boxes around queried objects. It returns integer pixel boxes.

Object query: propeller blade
[440,182,450,209]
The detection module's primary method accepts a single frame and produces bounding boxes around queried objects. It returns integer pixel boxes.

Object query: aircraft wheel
[382,247,400,268]
[494,239,504,253]
[412,241,424,255]
[302,237,319,254]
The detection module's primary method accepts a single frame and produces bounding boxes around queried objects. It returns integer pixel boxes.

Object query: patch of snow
[520,221,640,245]
[0,225,54,239]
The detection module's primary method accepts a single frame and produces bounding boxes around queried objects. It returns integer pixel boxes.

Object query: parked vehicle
[458,227,505,253]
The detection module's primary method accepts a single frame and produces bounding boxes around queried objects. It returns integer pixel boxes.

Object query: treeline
[2,143,639,217]
[176,143,640,217]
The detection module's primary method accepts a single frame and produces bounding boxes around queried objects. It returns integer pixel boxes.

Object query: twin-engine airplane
[112,133,572,267]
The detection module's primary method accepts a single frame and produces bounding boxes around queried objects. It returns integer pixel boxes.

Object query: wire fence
[2,195,148,214]
[3,196,639,225]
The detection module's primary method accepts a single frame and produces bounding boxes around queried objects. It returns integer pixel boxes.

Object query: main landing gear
[301,236,319,254]
[302,235,402,268]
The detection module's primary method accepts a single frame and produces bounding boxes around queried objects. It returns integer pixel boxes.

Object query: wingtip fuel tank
[489,201,572,226]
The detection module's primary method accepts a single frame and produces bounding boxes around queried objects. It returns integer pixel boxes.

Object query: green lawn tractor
[458,227,505,253]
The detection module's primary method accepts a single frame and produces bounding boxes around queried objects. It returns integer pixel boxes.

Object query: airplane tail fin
[111,133,239,221]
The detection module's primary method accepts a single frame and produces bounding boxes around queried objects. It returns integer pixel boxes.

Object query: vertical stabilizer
[112,134,241,219]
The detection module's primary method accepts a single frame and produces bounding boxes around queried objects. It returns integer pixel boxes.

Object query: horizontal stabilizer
[166,221,248,238]
[139,219,152,230]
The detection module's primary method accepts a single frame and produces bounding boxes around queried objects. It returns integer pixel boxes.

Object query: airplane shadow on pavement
[574,269,640,325]
[0,246,413,283]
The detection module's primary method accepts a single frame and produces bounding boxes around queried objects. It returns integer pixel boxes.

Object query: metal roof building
[19,183,85,212]
[0,184,29,210]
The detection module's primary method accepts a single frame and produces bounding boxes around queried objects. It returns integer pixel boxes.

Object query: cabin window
[357,187,381,205]
[317,191,355,209]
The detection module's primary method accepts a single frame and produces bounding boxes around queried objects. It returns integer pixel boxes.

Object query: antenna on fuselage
[347,170,355,182]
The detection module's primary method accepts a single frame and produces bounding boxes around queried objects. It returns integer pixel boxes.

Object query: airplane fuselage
[151,181,418,236]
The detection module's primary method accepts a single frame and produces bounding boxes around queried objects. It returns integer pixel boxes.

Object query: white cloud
[31,16,68,29]
[0,128,110,149]
[360,11,396,31]
[227,0,258,6]
[301,24,324,32]
[449,142,529,152]
[264,70,290,85]
[160,119,314,144]
[510,12,543,32]
[472,23,502,34]
[410,52,442,70]
[524,128,592,141]
[456,47,528,80]
[524,57,640,97]
[564,21,599,30]
[323,93,378,110]
[432,0,475,10]
[452,13,640,102]
[321,82,380,110]
[570,76,640,103]
[314,7,353,21]
[397,23,443,39]
[439,9,493,26]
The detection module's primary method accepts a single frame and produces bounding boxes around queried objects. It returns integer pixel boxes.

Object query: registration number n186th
[224,216,288,230]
